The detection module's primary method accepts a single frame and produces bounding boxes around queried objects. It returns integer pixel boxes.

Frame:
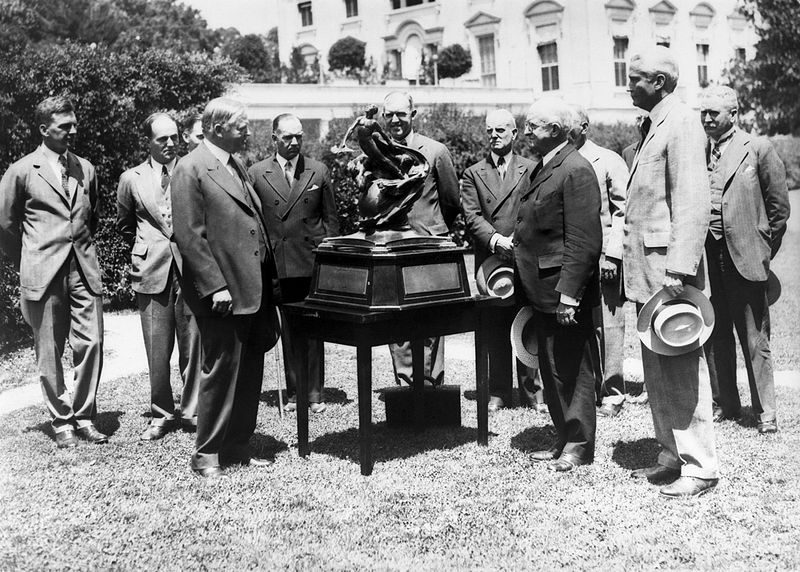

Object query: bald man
[460,109,543,411]
[515,98,602,473]
[382,91,460,387]
[622,47,719,498]
[699,85,789,433]
[249,113,339,413]
[568,105,630,418]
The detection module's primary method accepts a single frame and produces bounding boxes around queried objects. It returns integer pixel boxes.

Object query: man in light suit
[0,96,107,448]
[249,113,339,414]
[460,109,542,412]
[382,91,460,386]
[116,112,201,440]
[568,105,630,418]
[620,47,719,498]
[181,113,204,153]
[699,85,790,433]
[171,98,281,478]
[515,98,602,473]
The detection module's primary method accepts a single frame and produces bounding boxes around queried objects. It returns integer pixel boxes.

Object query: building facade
[273,0,757,121]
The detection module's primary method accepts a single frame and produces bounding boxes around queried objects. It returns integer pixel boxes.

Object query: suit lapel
[475,157,502,201]
[261,156,290,201]
[719,131,749,192]
[627,101,674,188]
[134,161,172,238]
[206,161,253,214]
[524,146,570,199]
[32,149,70,206]
[280,155,313,220]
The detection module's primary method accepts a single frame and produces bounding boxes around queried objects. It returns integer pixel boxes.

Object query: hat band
[651,300,704,348]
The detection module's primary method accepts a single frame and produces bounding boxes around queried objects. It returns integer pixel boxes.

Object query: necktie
[160,165,172,229]
[640,117,652,143]
[58,155,70,199]
[707,132,733,172]
[497,155,506,180]
[284,160,293,187]
[160,164,170,192]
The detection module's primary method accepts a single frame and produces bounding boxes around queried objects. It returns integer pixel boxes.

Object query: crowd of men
[0,46,790,497]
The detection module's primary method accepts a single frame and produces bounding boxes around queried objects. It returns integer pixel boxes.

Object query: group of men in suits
[0,49,789,490]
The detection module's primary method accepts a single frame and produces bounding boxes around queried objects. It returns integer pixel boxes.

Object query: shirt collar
[149,157,176,174]
[648,93,675,122]
[491,151,512,167]
[711,126,736,145]
[276,153,297,171]
[203,139,231,167]
[40,144,66,165]
[542,140,568,167]
[395,130,415,147]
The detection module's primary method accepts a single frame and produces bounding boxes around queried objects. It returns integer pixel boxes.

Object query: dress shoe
[758,420,778,434]
[531,447,561,462]
[712,407,741,423]
[75,424,108,444]
[659,476,718,498]
[140,423,171,441]
[547,454,587,473]
[488,396,505,412]
[55,429,78,449]
[598,401,623,418]
[193,466,227,479]
[283,401,297,412]
[631,464,681,483]
[310,402,327,414]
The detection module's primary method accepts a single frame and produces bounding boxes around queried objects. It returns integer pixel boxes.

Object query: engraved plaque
[402,263,459,295]
[318,264,369,295]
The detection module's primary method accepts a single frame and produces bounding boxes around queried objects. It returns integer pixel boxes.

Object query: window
[390,0,433,9]
[538,42,559,92]
[298,2,313,27]
[656,39,671,48]
[735,47,746,62]
[478,34,496,87]
[696,43,709,87]
[613,37,628,87]
[345,0,358,18]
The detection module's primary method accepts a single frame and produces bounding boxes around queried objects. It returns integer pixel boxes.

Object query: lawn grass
[1,340,800,571]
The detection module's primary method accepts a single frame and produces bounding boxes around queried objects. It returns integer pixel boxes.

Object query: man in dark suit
[699,85,790,433]
[514,98,602,473]
[382,91,460,386]
[0,96,107,448]
[622,47,719,498]
[116,112,201,440]
[249,113,339,414]
[460,109,542,412]
[171,98,281,478]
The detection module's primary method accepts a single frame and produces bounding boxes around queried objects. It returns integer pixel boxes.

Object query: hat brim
[510,306,538,368]
[476,254,514,303]
[637,285,715,356]
[767,270,781,306]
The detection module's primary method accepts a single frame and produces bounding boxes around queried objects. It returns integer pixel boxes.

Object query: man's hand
[556,302,578,326]
[494,234,514,261]
[211,289,233,316]
[600,257,619,282]
[662,271,685,297]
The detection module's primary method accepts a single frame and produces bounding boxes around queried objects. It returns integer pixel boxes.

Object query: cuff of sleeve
[489,233,499,253]
[560,293,580,306]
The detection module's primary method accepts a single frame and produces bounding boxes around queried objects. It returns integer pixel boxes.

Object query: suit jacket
[710,130,790,281]
[248,154,339,279]
[621,142,637,170]
[406,133,460,236]
[621,95,710,304]
[116,160,183,295]
[0,147,101,301]
[514,143,602,313]
[171,142,277,317]
[460,153,535,271]
[578,140,628,260]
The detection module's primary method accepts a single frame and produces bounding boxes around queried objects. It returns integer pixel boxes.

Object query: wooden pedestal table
[282,296,501,475]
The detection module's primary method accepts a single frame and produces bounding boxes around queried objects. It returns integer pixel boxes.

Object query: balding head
[700,85,739,140]
[485,109,517,156]
[272,112,304,160]
[628,46,680,111]
[524,97,573,155]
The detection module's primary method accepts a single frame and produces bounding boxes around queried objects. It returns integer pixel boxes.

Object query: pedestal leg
[296,330,310,458]
[475,311,489,446]
[411,339,425,433]
[357,345,373,476]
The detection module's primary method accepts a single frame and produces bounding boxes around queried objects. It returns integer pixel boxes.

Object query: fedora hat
[510,306,538,368]
[476,254,514,303]
[767,270,781,306]
[637,285,715,356]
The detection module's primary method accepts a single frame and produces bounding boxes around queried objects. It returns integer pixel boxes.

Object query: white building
[251,0,758,124]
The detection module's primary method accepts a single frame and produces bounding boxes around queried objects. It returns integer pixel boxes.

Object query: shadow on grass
[611,437,661,470]
[509,425,558,453]
[249,432,290,457]
[22,410,124,439]
[309,423,479,464]
[463,389,539,408]
[260,387,353,407]
[626,381,646,397]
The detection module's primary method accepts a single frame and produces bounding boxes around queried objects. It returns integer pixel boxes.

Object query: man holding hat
[515,97,602,473]
[620,47,719,498]
[699,85,790,433]
[460,109,542,412]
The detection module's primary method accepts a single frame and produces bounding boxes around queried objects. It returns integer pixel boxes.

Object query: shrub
[0,42,243,349]
[769,135,800,189]
[437,44,472,80]
[327,36,366,77]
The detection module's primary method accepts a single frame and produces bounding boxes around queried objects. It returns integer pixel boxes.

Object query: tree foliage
[283,46,319,84]
[224,31,281,83]
[723,0,800,134]
[327,36,366,75]
[436,44,472,80]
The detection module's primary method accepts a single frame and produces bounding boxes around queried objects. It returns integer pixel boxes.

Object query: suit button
[516,217,522,223]
[283,237,287,241]
[304,198,308,203]
[512,240,519,247]
[521,197,527,202]
[304,237,309,242]
[487,199,492,203]
[302,218,307,223]
[250,229,255,235]
[254,251,258,256]
[274,200,279,205]
[492,216,497,222]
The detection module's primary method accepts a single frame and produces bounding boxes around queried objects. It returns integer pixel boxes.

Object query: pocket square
[306,184,319,192]
[743,165,756,174]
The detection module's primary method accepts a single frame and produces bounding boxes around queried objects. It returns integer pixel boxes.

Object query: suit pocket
[538,252,562,269]
[643,231,670,248]
[132,243,148,257]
